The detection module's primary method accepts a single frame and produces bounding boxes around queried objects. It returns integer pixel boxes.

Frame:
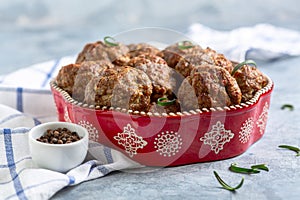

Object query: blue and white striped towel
[0,55,76,123]
[1,23,300,200]
[0,104,142,200]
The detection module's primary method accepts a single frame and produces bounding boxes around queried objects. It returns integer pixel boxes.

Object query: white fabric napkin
[0,56,76,123]
[1,23,300,200]
[187,23,300,62]
[0,104,143,200]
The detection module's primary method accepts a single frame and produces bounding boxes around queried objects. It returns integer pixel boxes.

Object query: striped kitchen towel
[0,104,143,200]
[0,55,76,123]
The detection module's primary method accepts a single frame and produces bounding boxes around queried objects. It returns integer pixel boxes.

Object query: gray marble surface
[2,1,300,199]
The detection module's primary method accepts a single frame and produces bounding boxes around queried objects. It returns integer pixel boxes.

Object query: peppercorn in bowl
[28,122,89,172]
[50,30,273,167]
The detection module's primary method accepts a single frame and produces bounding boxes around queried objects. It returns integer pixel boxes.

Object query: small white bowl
[28,122,89,173]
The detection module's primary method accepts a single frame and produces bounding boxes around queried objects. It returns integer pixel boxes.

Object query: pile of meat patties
[55,39,268,114]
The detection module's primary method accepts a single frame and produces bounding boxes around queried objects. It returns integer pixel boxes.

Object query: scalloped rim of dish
[50,76,273,117]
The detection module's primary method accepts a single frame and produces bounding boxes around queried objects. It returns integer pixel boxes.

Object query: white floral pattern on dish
[63,106,71,122]
[78,120,99,142]
[257,102,269,135]
[154,131,182,157]
[114,124,148,157]
[239,117,254,143]
[200,121,234,154]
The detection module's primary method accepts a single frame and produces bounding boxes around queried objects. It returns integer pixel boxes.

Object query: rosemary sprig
[281,104,294,111]
[229,163,260,174]
[231,60,257,75]
[157,97,176,106]
[251,164,269,172]
[278,145,300,156]
[104,36,118,47]
[177,41,194,50]
[213,171,244,191]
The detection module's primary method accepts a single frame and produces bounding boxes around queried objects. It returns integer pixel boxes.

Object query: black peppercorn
[36,127,82,144]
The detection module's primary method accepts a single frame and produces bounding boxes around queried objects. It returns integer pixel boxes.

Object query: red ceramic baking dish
[50,75,273,167]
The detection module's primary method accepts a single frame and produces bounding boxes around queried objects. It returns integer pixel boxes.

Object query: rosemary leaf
[278,145,300,156]
[157,97,176,106]
[281,104,294,111]
[104,36,118,47]
[251,164,269,172]
[177,41,194,50]
[231,60,257,75]
[229,163,260,174]
[213,171,244,191]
